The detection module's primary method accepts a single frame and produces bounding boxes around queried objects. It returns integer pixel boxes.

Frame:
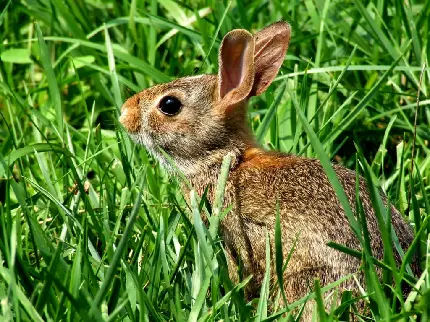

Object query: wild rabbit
[120,22,416,319]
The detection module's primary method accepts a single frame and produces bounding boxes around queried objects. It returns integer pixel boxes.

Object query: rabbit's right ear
[250,22,291,96]
[218,29,255,108]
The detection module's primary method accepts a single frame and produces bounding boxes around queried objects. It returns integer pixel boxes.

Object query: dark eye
[158,96,182,116]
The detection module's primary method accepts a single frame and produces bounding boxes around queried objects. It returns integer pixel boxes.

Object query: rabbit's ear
[218,29,255,106]
[250,21,291,96]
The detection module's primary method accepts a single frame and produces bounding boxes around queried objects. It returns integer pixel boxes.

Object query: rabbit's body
[186,148,414,300]
[120,22,416,319]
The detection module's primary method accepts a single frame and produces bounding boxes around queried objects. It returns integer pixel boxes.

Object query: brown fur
[120,94,142,132]
[120,22,417,320]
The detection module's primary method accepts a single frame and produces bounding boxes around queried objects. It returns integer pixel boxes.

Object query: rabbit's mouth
[126,131,211,175]
[127,131,176,171]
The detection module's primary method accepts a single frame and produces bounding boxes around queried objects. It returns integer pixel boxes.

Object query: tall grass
[0,0,429,321]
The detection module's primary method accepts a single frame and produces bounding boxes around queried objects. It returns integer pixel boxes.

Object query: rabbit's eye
[158,96,182,116]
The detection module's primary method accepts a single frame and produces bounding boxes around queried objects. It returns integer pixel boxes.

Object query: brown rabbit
[120,22,416,319]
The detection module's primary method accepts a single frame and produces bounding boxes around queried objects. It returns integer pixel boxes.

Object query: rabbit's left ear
[250,22,291,96]
[218,29,255,106]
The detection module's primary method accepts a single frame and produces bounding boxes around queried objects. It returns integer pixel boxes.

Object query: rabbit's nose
[119,99,141,133]
[119,104,127,118]
[119,105,128,124]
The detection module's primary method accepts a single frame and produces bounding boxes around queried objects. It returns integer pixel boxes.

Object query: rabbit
[119,22,417,319]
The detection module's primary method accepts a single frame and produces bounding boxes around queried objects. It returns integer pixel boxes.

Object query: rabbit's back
[232,149,412,250]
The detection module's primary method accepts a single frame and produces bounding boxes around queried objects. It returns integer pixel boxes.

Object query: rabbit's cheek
[148,111,191,135]
[147,111,162,132]
[169,120,192,134]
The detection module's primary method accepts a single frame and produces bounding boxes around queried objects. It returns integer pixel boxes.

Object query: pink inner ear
[220,39,249,99]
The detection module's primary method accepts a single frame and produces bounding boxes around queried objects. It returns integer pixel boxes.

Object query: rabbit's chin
[128,132,155,151]
[126,132,196,175]
[127,131,244,177]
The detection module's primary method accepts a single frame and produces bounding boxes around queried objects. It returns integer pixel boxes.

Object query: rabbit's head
[120,22,291,175]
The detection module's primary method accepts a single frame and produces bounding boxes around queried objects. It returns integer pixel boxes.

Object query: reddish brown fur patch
[243,147,263,161]
[120,93,142,133]
[240,148,299,169]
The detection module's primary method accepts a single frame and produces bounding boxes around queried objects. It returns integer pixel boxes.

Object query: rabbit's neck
[173,146,244,180]
[156,136,256,179]
[179,153,239,206]
[179,146,265,201]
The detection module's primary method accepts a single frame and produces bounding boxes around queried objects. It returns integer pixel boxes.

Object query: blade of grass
[90,182,143,314]
[35,23,63,138]
[323,45,410,146]
[256,231,271,321]
[256,80,287,143]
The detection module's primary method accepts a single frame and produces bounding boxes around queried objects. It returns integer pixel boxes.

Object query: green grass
[0,0,429,321]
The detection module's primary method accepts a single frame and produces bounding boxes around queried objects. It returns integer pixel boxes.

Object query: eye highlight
[158,96,182,116]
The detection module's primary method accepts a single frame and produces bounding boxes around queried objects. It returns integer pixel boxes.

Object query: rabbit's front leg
[220,209,262,297]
